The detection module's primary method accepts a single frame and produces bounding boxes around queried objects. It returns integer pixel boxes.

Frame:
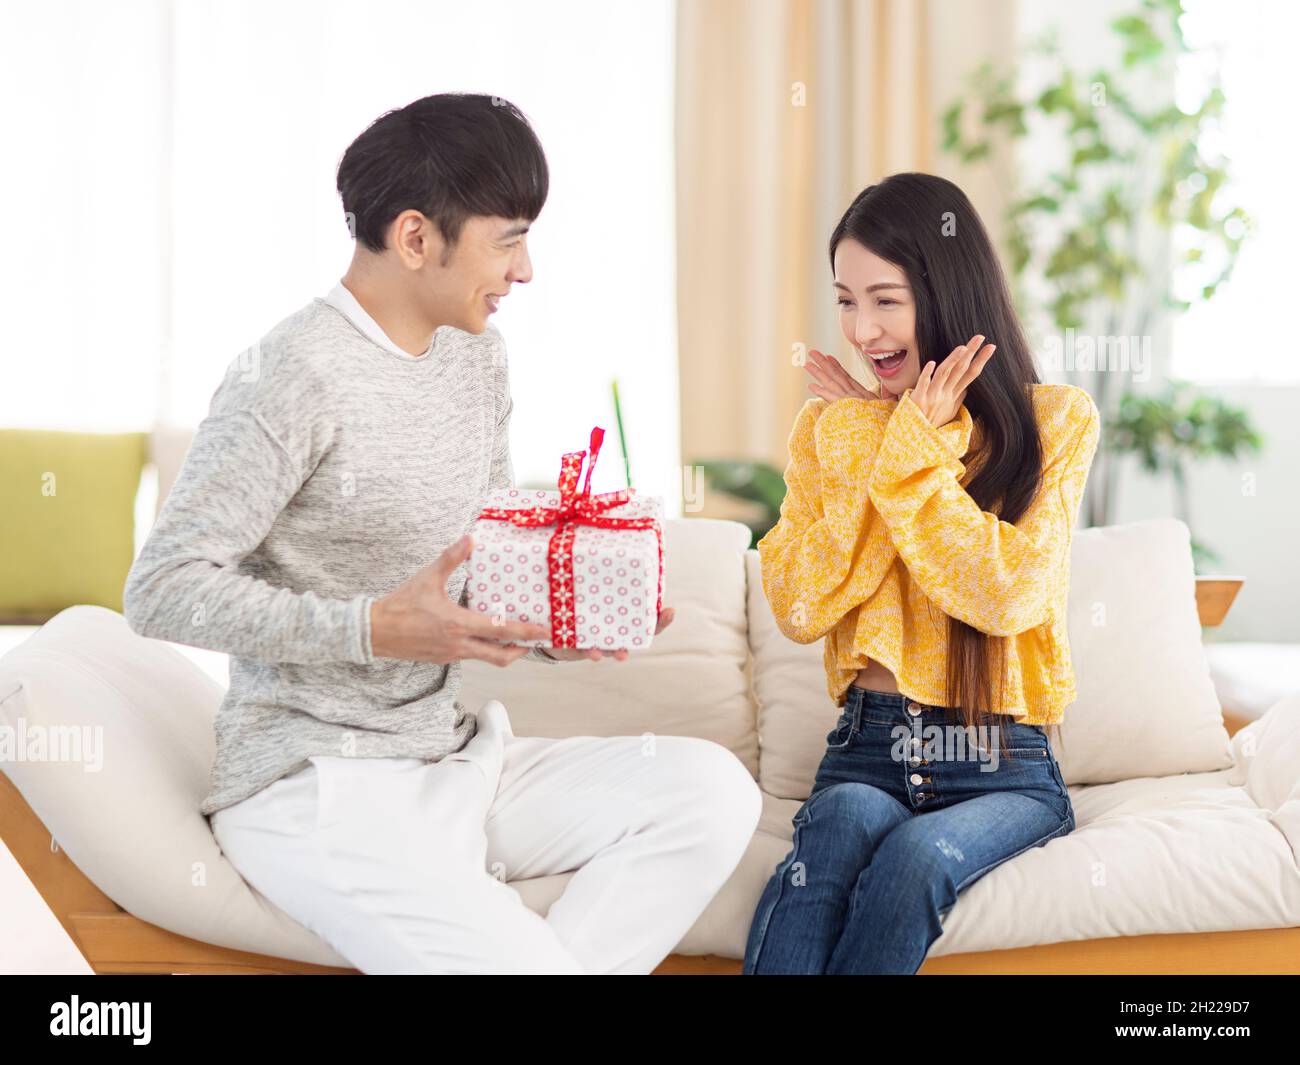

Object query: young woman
[743,172,1101,975]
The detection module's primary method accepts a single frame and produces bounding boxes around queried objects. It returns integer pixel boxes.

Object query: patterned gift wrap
[464,427,664,651]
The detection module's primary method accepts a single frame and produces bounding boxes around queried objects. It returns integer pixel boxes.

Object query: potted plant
[1107,378,1262,570]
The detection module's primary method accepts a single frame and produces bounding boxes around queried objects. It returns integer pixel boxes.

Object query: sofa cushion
[147,424,196,520]
[748,517,1232,796]
[745,549,835,798]
[460,518,759,777]
[1228,690,1300,858]
[0,605,352,968]
[1059,518,1231,783]
[930,758,1300,955]
[0,429,148,621]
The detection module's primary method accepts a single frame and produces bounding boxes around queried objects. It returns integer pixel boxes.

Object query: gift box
[464,426,665,651]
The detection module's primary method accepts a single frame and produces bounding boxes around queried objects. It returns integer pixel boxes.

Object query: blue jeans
[743,686,1075,974]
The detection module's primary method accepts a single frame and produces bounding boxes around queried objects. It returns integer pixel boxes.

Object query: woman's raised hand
[907,333,996,429]
[804,349,881,403]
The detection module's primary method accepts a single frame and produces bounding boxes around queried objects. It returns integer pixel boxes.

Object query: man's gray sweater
[122,292,555,817]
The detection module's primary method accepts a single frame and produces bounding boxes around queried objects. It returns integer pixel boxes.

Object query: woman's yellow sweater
[757,382,1101,723]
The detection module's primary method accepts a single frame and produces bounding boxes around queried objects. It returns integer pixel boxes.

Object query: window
[1171,0,1300,383]
[2,0,680,507]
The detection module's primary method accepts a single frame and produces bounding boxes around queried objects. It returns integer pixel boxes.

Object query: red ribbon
[476,426,664,649]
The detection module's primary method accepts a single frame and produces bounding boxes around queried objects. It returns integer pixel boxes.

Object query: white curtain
[1,0,680,508]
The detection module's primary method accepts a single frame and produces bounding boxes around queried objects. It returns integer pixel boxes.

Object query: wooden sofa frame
[6,576,1297,974]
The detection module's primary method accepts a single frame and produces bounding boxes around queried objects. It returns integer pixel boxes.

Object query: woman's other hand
[907,333,996,428]
[804,349,881,403]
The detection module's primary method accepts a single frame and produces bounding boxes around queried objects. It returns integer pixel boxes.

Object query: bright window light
[1172,0,1300,383]
[2,0,680,510]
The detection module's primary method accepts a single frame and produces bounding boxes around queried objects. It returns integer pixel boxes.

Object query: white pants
[210,699,762,974]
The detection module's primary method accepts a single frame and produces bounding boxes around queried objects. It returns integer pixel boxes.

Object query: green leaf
[694,459,788,515]
[1072,142,1113,166]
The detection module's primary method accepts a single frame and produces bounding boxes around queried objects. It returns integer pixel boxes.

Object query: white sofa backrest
[148,425,196,520]
[745,548,834,799]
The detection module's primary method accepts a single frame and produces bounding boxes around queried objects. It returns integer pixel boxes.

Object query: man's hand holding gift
[369,531,675,667]
[535,607,676,662]
[369,532,551,666]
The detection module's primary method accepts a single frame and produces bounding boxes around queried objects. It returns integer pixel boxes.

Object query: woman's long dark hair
[829,172,1053,759]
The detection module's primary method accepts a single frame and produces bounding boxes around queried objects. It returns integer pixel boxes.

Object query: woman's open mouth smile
[867,348,907,377]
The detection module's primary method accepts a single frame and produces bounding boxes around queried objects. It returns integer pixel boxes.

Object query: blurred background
[2,0,1296,650]
[3,0,1300,975]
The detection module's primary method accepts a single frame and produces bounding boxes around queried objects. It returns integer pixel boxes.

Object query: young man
[122,93,761,974]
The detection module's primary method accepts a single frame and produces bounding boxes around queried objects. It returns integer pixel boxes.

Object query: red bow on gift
[476,426,664,649]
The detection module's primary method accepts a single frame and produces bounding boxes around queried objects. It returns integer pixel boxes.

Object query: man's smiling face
[429,215,534,334]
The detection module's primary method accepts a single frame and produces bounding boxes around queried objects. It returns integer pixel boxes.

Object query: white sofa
[2,515,1298,972]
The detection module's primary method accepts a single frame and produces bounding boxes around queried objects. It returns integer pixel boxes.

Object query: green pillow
[0,429,148,622]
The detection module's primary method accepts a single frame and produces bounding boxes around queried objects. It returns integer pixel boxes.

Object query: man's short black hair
[336,92,548,259]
